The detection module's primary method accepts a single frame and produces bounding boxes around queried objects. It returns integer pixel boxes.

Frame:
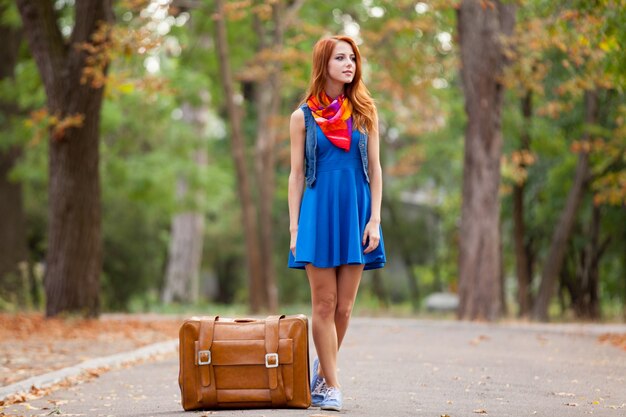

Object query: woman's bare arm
[363,109,382,254]
[288,109,306,254]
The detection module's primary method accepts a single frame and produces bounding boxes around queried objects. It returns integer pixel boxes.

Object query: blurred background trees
[456,0,515,320]
[0,0,624,321]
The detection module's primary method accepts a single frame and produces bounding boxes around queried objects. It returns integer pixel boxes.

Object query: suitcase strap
[196,315,289,407]
[265,315,287,406]
[197,316,218,404]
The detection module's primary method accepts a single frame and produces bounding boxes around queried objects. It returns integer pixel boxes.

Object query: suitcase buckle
[265,353,279,368]
[198,350,211,365]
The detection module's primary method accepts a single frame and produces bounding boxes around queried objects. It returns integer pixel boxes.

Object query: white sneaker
[311,376,327,407]
[320,386,342,412]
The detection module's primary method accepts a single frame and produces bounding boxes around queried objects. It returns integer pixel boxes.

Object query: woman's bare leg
[308,264,364,384]
[335,264,364,348]
[306,264,340,387]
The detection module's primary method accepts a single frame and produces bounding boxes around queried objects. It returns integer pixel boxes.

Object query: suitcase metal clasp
[198,350,212,365]
[265,353,279,368]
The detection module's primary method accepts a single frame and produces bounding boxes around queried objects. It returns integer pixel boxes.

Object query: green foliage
[499,0,626,319]
[4,0,625,319]
[0,0,20,28]
[99,88,174,310]
[101,195,169,311]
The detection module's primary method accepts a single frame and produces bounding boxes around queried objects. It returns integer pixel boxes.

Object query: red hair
[303,36,376,133]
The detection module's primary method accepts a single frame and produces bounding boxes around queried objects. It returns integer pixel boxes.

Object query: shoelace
[312,377,326,395]
[325,386,341,400]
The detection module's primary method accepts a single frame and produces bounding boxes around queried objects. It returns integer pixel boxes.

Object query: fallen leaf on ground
[552,392,576,397]
[469,335,490,345]
[473,409,488,414]
[45,406,61,415]
[598,333,626,351]
[0,353,174,407]
[0,313,181,386]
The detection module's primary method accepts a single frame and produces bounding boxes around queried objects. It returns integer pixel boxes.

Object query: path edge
[0,339,178,402]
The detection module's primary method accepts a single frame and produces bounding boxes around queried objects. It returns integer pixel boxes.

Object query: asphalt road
[2,318,625,417]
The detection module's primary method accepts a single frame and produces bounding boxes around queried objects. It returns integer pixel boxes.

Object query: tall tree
[161,99,208,304]
[533,90,598,321]
[252,1,281,314]
[16,0,114,317]
[159,4,210,305]
[0,1,28,302]
[561,204,609,319]
[214,0,266,312]
[512,91,534,317]
[457,0,516,320]
[213,0,303,312]
[249,0,304,313]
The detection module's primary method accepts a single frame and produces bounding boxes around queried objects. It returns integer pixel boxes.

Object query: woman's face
[327,41,356,85]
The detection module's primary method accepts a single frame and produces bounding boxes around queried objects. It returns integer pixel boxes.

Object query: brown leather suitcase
[178,314,311,410]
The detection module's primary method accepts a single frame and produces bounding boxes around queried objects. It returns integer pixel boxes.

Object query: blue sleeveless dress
[288,123,386,270]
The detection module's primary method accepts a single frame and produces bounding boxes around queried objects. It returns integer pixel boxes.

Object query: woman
[287,35,386,412]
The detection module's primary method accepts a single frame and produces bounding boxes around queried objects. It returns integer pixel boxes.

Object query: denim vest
[301,104,370,188]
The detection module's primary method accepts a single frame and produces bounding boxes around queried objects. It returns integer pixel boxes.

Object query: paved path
[2,318,625,417]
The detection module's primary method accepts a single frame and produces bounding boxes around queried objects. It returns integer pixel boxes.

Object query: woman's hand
[362,221,380,254]
[290,229,298,256]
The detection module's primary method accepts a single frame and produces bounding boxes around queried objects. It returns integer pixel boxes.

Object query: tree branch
[15,0,66,92]
[70,0,114,45]
[252,1,267,50]
[64,0,114,100]
[283,0,305,31]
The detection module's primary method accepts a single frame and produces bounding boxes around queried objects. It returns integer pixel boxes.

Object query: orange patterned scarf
[307,92,353,152]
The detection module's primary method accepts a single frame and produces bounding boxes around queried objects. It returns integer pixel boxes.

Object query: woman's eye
[337,56,343,60]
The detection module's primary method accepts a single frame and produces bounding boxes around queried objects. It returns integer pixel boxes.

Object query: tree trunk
[579,205,602,319]
[162,100,208,304]
[533,90,598,321]
[162,210,204,303]
[214,0,265,313]
[16,0,114,317]
[566,205,607,320]
[0,149,28,297]
[215,0,304,312]
[250,0,300,313]
[0,12,29,303]
[513,91,533,317]
[560,252,578,314]
[252,15,277,313]
[255,84,279,312]
[499,221,507,316]
[457,0,516,320]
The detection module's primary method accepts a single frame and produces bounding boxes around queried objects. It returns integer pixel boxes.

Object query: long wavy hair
[303,36,376,133]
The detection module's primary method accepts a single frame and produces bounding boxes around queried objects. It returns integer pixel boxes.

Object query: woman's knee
[313,293,338,320]
[335,300,354,321]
